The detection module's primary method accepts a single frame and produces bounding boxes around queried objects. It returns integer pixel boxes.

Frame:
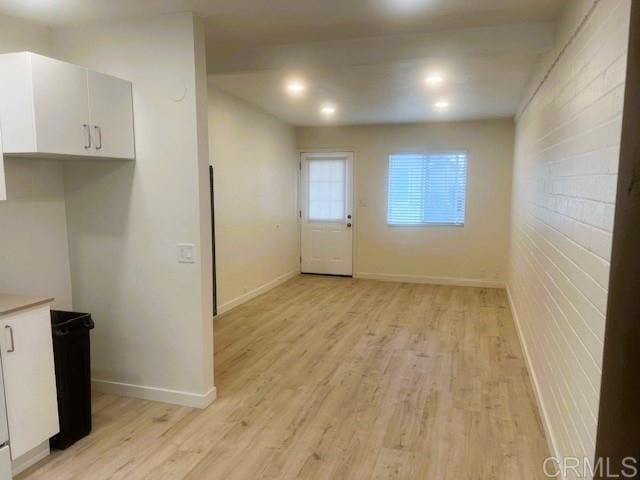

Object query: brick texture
[508,0,631,472]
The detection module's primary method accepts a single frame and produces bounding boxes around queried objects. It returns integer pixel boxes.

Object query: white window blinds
[387,152,467,226]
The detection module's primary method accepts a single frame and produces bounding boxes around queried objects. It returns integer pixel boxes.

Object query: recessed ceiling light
[425,73,445,86]
[285,79,306,96]
[434,100,450,110]
[320,104,336,116]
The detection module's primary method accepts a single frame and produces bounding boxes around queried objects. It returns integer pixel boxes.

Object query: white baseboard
[355,271,505,289]
[91,379,217,409]
[12,440,50,475]
[506,286,561,476]
[216,269,300,315]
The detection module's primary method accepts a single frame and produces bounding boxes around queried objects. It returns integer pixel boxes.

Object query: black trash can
[49,310,95,450]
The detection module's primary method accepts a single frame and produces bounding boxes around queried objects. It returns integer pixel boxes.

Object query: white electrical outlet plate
[177,243,195,263]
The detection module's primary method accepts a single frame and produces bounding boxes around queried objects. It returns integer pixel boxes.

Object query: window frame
[386,150,469,228]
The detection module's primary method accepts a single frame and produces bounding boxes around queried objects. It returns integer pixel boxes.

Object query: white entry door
[300,152,353,276]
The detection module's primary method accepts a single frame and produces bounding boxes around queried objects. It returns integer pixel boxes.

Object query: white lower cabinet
[0,122,6,201]
[0,446,10,480]
[0,305,59,460]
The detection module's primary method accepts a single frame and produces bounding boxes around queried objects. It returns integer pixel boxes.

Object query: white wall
[209,87,299,312]
[296,119,514,287]
[0,13,50,55]
[508,0,630,469]
[51,13,215,407]
[0,159,73,310]
[0,14,73,310]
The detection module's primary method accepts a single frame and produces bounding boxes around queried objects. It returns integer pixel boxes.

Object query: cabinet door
[0,124,6,201]
[0,306,59,460]
[30,54,91,157]
[88,71,135,159]
[0,446,10,480]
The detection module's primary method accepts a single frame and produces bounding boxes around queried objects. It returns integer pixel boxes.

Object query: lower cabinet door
[0,305,59,460]
[0,126,6,201]
[0,445,11,480]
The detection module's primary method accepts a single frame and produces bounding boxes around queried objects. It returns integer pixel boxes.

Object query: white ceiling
[0,0,565,125]
[0,0,562,45]
[209,23,555,125]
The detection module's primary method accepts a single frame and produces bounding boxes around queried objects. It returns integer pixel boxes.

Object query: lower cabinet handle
[5,325,14,353]
[94,125,102,150]
[83,124,92,150]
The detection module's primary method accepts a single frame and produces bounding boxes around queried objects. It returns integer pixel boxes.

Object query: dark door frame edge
[594,2,640,477]
[210,165,217,317]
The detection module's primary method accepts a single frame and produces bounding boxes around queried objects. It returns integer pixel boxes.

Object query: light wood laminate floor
[19,275,549,479]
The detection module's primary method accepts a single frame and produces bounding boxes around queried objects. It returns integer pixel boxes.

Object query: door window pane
[308,158,346,221]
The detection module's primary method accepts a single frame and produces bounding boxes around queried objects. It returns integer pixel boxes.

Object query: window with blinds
[387,152,467,226]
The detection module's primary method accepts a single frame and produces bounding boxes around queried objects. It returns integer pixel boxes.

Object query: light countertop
[0,293,54,317]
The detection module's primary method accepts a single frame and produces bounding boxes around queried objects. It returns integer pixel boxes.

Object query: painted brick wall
[508,0,631,472]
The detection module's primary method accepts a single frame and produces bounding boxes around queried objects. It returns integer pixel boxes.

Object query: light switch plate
[177,243,195,263]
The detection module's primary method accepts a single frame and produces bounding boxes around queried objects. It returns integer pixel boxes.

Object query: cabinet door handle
[94,125,102,150]
[83,124,92,150]
[5,325,14,353]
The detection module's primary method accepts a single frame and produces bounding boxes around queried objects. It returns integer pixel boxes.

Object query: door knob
[347,223,352,228]
[347,214,352,219]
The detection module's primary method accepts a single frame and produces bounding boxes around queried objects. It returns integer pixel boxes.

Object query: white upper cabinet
[88,71,135,159]
[0,52,135,160]
[31,54,92,157]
